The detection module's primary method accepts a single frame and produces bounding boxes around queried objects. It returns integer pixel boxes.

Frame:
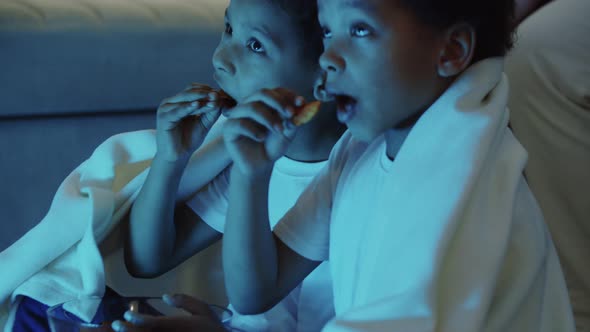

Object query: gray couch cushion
[0,0,228,250]
[0,0,227,117]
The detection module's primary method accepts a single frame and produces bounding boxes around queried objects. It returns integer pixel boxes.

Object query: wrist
[152,153,190,172]
[232,162,273,182]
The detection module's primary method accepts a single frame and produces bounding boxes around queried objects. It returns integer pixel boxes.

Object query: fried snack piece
[216,89,237,110]
[293,100,321,126]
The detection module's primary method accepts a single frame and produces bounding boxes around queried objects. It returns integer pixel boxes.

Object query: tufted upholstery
[0,1,228,252]
[0,0,227,117]
[0,0,224,30]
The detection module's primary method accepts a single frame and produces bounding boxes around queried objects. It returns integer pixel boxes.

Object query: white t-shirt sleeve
[185,166,231,233]
[273,132,352,262]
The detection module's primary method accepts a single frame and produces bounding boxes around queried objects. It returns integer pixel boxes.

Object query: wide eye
[321,26,332,39]
[224,22,233,35]
[247,38,265,53]
[351,24,372,37]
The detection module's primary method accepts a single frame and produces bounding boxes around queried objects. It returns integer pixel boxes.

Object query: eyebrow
[252,24,282,48]
[318,0,378,16]
[224,7,281,48]
[317,0,376,14]
[345,0,377,13]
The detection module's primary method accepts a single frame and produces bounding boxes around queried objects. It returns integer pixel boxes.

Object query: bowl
[46,296,232,331]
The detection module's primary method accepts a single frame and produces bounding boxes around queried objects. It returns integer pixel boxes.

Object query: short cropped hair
[399,0,516,62]
[270,0,324,63]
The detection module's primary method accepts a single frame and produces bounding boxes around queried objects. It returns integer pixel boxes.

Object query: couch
[0,0,226,249]
[0,0,229,305]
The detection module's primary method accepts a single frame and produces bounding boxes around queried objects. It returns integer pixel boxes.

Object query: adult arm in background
[515,0,552,24]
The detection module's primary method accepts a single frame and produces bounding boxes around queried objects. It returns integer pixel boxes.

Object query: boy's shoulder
[327,131,387,175]
[329,130,363,165]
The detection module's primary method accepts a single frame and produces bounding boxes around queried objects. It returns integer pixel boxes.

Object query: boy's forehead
[227,0,301,46]
[225,7,271,32]
[318,0,380,13]
[227,1,286,28]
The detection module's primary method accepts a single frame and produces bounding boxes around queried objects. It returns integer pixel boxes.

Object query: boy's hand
[111,294,226,332]
[223,88,301,175]
[156,83,235,162]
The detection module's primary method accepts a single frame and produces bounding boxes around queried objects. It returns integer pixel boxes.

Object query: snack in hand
[216,89,237,108]
[293,100,322,126]
[193,89,236,116]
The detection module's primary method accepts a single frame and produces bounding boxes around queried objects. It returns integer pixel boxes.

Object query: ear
[437,23,475,77]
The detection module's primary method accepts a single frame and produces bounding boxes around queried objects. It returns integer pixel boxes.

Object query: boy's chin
[347,125,380,143]
[219,88,237,102]
[214,83,239,103]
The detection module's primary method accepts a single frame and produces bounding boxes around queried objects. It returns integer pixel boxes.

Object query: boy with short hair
[123,0,343,331]
[221,0,575,330]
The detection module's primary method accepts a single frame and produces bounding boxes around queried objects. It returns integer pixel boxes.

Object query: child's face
[212,0,317,103]
[318,0,447,142]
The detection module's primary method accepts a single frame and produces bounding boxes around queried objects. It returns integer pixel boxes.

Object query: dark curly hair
[269,0,324,65]
[398,0,516,62]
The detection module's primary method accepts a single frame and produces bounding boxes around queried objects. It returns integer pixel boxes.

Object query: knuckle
[159,97,172,106]
[188,86,206,93]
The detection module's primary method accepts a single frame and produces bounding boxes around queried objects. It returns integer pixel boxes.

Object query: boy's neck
[383,101,435,160]
[384,126,414,161]
[284,105,346,163]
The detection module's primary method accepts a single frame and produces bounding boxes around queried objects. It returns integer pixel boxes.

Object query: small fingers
[171,90,211,104]
[175,85,236,115]
[162,294,214,317]
[186,85,234,106]
[158,96,229,125]
[112,311,161,331]
[184,82,212,91]
[157,101,202,123]
[111,319,143,332]
[183,90,234,114]
[115,310,223,331]
[226,102,286,133]
[244,88,304,119]
[162,85,218,106]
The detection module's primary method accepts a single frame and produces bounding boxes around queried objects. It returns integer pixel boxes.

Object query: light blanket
[0,130,158,329]
[320,58,575,331]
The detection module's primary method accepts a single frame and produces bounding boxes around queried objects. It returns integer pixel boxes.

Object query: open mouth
[212,73,237,114]
[216,89,235,104]
[313,71,334,102]
[217,89,237,116]
[334,94,358,124]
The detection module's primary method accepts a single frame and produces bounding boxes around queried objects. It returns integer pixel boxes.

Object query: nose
[319,43,345,74]
[212,42,236,75]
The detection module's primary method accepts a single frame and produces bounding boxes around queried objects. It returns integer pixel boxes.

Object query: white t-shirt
[273,130,574,331]
[187,147,335,332]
